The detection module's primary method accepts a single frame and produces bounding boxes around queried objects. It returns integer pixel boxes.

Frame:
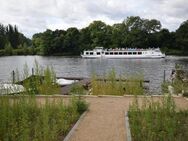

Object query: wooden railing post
[12,70,15,83]
[163,70,166,82]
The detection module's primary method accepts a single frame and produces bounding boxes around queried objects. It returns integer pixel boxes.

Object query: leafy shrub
[74,98,88,114]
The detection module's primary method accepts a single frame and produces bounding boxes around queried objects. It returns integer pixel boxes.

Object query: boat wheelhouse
[81,47,165,59]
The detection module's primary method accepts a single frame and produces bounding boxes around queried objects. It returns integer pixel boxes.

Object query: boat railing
[83,47,162,52]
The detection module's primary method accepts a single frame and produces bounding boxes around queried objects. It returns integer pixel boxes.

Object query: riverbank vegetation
[0,96,88,141]
[91,70,144,95]
[1,16,188,56]
[0,60,61,95]
[128,95,188,141]
[161,65,188,97]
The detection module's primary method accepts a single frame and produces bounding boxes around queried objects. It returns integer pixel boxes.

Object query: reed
[10,60,60,95]
[0,96,88,141]
[91,69,144,95]
[128,95,188,141]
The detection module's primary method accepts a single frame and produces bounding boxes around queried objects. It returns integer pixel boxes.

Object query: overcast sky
[0,0,188,38]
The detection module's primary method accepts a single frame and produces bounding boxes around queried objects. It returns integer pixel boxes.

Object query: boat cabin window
[119,52,123,55]
[133,52,137,55]
[86,52,89,55]
[123,52,127,55]
[97,52,101,55]
[114,52,118,55]
[105,52,109,55]
[128,52,132,55]
[90,52,93,55]
[138,52,142,55]
[110,52,113,55]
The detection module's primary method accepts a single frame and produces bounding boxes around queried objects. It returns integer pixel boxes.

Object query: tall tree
[6,25,20,49]
[0,24,7,49]
[175,20,188,54]
[88,21,111,48]
[64,27,80,54]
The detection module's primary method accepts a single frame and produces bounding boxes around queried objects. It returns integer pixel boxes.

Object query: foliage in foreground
[91,70,144,95]
[128,95,188,141]
[0,96,88,141]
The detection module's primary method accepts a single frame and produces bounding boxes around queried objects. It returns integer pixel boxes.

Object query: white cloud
[0,0,188,38]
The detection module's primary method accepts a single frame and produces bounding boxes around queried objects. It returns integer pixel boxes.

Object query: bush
[74,99,88,114]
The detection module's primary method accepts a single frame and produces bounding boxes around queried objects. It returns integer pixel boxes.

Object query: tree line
[1,16,188,56]
[0,24,32,55]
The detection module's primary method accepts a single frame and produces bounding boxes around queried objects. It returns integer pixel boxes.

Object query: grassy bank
[128,95,188,141]
[0,96,88,141]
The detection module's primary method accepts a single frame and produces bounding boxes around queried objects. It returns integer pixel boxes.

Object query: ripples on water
[0,55,188,94]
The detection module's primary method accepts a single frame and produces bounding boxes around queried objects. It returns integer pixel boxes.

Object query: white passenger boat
[81,47,165,59]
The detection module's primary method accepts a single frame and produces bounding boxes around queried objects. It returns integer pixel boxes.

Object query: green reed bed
[128,95,188,141]
[0,96,88,141]
[91,70,144,96]
[16,61,61,95]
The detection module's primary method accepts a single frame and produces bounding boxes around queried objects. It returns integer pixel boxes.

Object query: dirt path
[68,96,188,141]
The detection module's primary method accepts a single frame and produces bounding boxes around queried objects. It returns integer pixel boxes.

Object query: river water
[0,56,188,94]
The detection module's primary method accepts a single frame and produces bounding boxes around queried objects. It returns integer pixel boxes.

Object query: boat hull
[81,55,165,59]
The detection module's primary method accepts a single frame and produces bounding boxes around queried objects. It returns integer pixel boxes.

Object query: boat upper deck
[86,47,161,52]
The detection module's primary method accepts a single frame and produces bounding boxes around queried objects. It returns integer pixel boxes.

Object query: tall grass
[91,69,144,96]
[70,83,87,96]
[13,61,60,95]
[128,95,188,141]
[0,96,88,141]
[161,64,188,96]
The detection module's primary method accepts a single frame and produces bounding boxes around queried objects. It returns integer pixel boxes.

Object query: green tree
[4,42,13,55]
[0,24,7,49]
[64,27,80,54]
[111,23,127,48]
[88,20,111,48]
[143,19,161,33]
[0,23,30,56]
[79,27,92,51]
[6,25,20,49]
[175,20,188,55]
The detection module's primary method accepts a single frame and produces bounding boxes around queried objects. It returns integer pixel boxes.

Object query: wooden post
[163,70,166,82]
[32,68,34,75]
[12,70,15,83]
